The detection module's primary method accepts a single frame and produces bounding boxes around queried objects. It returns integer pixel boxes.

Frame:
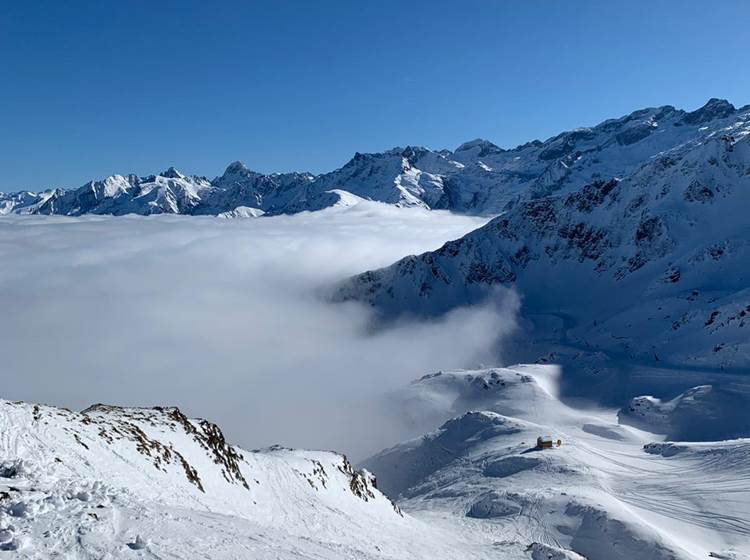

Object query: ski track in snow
[364,364,750,560]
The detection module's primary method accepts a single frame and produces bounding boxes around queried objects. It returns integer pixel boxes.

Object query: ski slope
[363,365,750,560]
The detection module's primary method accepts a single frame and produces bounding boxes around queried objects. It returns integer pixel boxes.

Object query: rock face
[336,103,750,369]
[0,400,388,505]
[2,99,746,217]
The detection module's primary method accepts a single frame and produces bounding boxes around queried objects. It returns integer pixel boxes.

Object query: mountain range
[2,99,746,218]
[4,98,750,559]
[335,98,750,380]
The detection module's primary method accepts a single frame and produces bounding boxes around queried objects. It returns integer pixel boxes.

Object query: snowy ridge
[216,205,266,219]
[0,399,491,559]
[618,384,750,441]
[6,373,748,559]
[2,99,747,217]
[337,102,750,369]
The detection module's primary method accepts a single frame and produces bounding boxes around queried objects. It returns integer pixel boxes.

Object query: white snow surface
[362,364,750,560]
[0,400,485,559]
[216,205,265,218]
[3,365,748,559]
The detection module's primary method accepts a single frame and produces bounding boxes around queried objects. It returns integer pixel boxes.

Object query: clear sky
[2,0,749,192]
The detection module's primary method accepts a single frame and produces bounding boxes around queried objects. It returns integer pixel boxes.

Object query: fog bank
[0,203,517,458]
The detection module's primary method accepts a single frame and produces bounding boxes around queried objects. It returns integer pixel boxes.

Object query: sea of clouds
[0,202,518,459]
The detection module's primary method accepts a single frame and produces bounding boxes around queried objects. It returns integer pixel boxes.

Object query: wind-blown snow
[0,201,516,460]
[362,365,750,560]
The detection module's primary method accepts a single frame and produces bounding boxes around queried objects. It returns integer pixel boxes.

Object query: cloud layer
[0,203,517,459]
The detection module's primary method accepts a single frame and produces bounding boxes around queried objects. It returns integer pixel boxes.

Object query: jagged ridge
[336,105,750,369]
[2,99,746,217]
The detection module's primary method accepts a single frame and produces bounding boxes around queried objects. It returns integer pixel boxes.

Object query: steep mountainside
[337,101,750,370]
[0,399,487,559]
[2,99,746,217]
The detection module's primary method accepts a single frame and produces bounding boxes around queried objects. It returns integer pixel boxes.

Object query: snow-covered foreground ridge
[8,336,747,560]
[0,399,479,559]
[2,99,747,217]
[3,365,749,559]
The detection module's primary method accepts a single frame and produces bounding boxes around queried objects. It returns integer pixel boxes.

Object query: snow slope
[362,365,750,560]
[337,100,750,373]
[0,399,493,559]
[216,205,266,218]
[6,372,747,560]
[3,99,747,217]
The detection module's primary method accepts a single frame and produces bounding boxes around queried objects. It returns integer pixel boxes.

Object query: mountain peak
[161,166,184,179]
[456,138,493,150]
[223,160,252,176]
[400,146,429,163]
[683,98,736,125]
[455,138,504,157]
[704,97,733,108]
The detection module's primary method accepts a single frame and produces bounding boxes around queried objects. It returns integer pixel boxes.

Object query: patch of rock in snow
[0,399,487,559]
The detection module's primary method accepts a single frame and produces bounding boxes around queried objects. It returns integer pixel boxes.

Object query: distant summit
[455,138,504,158]
[683,98,735,124]
[160,166,184,179]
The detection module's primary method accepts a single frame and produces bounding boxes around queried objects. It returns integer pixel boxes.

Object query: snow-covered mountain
[6,369,748,560]
[360,364,750,560]
[0,168,212,216]
[3,99,747,217]
[336,99,750,371]
[0,399,493,559]
[5,98,750,559]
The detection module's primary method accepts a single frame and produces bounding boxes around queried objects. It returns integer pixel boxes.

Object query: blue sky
[1,0,749,191]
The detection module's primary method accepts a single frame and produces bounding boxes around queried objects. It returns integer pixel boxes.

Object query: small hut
[537,436,561,449]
